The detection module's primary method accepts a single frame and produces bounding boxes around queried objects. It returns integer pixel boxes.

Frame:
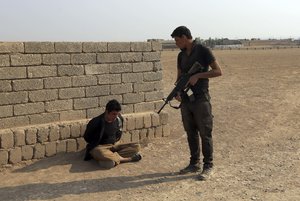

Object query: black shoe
[198,164,213,180]
[131,153,142,162]
[179,163,200,174]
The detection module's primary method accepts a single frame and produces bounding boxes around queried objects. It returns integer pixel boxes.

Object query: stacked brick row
[0,111,169,166]
[0,41,170,166]
[0,42,163,129]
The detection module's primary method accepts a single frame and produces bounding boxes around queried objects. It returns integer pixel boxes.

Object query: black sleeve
[83,115,104,146]
[203,46,215,66]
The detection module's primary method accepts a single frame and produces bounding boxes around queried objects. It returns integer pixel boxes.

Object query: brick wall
[0,42,169,166]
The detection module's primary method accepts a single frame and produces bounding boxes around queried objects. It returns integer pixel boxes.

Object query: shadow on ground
[1,171,196,201]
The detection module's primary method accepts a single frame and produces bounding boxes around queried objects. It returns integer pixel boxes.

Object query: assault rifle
[157,62,204,114]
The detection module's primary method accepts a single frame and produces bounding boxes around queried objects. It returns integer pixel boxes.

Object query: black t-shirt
[177,41,215,94]
[84,113,123,146]
[100,119,120,145]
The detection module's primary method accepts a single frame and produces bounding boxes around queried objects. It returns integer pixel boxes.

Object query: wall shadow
[0,172,197,200]
[13,150,107,173]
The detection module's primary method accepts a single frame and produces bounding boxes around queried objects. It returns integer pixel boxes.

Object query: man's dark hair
[171,26,192,39]
[106,99,121,113]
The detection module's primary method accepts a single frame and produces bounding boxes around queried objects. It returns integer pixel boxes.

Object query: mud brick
[27,65,57,78]
[110,83,133,95]
[66,139,77,152]
[132,62,153,72]
[29,89,58,102]
[120,131,131,143]
[85,64,109,75]
[0,42,24,53]
[0,150,8,165]
[143,52,161,61]
[21,145,33,160]
[121,52,142,62]
[24,42,54,53]
[139,129,148,140]
[97,74,121,85]
[135,114,144,129]
[76,137,86,151]
[37,126,49,143]
[29,113,60,125]
[71,53,96,64]
[25,128,37,145]
[11,54,42,66]
[126,115,135,131]
[45,142,57,157]
[60,110,86,121]
[97,53,121,63]
[0,129,14,149]
[143,113,152,128]
[108,42,130,52]
[56,140,67,153]
[145,91,163,102]
[151,41,162,51]
[49,125,59,141]
[0,67,27,80]
[83,42,107,53]
[33,143,45,159]
[0,91,28,105]
[57,65,84,76]
[70,123,81,138]
[73,97,98,110]
[143,71,163,81]
[55,42,82,53]
[151,112,160,127]
[14,102,45,116]
[44,76,72,89]
[13,129,25,146]
[72,75,97,87]
[134,102,155,113]
[159,111,169,125]
[110,63,132,73]
[147,128,155,139]
[123,93,144,104]
[0,105,13,118]
[0,55,9,66]
[131,42,152,52]
[85,85,110,97]
[42,54,70,65]
[122,73,143,83]
[60,124,70,140]
[0,80,12,92]
[9,147,22,164]
[155,126,163,137]
[80,121,88,137]
[131,130,140,142]
[45,99,73,112]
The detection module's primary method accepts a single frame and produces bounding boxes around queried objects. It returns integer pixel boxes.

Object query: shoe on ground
[98,160,115,169]
[179,163,201,174]
[131,153,142,162]
[198,164,213,180]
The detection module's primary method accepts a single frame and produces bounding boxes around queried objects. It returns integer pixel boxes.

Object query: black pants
[180,98,213,165]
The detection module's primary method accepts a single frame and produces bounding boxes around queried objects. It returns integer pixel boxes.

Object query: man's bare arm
[188,61,222,86]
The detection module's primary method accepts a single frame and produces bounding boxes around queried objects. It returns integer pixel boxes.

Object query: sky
[0,0,300,42]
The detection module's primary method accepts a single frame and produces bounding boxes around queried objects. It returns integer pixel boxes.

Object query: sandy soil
[0,48,299,201]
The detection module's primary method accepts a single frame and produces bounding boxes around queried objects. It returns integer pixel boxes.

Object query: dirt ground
[0,48,299,201]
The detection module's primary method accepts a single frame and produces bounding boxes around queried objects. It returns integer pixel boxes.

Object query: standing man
[171,26,222,180]
[83,99,142,169]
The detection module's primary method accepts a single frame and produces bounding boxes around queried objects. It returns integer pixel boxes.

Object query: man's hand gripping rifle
[157,62,204,114]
